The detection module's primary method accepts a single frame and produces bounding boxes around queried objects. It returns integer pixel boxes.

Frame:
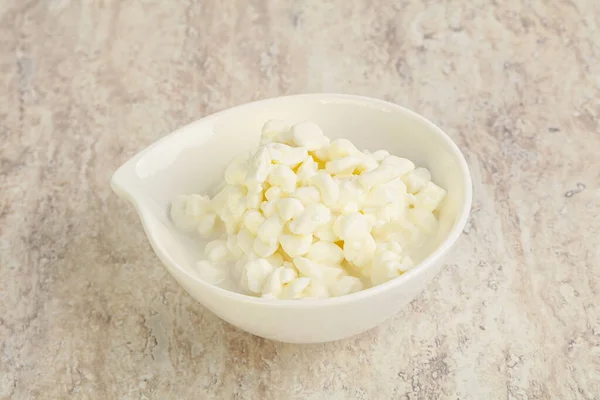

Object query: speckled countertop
[1,1,599,399]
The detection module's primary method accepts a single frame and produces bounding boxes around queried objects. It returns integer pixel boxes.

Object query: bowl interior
[113,94,470,289]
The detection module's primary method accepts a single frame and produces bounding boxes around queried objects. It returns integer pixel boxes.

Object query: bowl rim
[114,93,473,308]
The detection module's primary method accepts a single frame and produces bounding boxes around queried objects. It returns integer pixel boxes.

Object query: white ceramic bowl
[111,94,472,344]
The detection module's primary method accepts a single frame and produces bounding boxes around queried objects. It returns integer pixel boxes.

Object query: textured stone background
[1,1,599,399]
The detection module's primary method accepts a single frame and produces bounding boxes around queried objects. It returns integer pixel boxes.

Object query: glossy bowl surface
[111,94,472,343]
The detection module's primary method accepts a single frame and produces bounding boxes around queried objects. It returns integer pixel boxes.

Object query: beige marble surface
[1,0,599,399]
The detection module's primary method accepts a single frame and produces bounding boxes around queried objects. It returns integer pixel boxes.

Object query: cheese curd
[170,119,447,299]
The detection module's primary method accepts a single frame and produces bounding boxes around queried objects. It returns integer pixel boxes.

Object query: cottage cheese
[170,120,446,299]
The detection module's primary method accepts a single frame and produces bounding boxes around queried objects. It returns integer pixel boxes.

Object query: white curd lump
[170,120,446,299]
